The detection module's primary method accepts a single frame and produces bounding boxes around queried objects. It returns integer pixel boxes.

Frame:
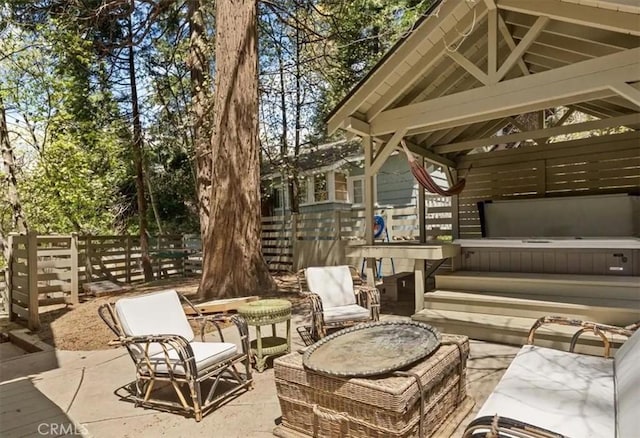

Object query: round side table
[237,299,292,372]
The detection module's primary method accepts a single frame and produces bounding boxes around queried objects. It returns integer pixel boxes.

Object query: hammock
[401,141,468,196]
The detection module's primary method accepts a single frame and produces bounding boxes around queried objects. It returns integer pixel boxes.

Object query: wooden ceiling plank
[496,0,640,36]
[366,4,489,121]
[503,12,640,50]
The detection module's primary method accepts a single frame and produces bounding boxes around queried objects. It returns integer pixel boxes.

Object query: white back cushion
[305,266,356,308]
[115,289,194,341]
[614,329,640,438]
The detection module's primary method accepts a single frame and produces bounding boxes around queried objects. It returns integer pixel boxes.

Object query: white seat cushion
[115,289,195,341]
[323,304,371,324]
[147,341,238,375]
[614,329,640,438]
[305,266,357,308]
[476,345,615,438]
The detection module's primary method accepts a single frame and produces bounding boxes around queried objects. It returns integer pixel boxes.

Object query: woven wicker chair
[98,289,253,421]
[297,265,380,344]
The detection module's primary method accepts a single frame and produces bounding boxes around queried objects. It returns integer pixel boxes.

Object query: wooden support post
[291,213,299,270]
[334,210,342,240]
[363,135,376,285]
[70,233,79,304]
[125,235,132,283]
[7,233,15,321]
[414,259,425,313]
[418,157,426,244]
[156,236,161,280]
[181,234,187,277]
[26,231,40,331]
[85,234,93,281]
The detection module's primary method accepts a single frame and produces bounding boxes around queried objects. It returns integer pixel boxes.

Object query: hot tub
[453,238,640,275]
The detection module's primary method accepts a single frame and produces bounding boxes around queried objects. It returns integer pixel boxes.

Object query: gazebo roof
[327,0,639,168]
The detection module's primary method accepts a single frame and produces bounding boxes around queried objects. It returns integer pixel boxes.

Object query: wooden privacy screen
[456,131,640,238]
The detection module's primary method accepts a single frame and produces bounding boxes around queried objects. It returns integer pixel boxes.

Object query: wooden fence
[7,233,202,330]
[5,203,451,329]
[262,203,453,271]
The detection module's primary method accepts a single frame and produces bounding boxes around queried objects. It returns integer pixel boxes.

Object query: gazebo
[327,0,639,343]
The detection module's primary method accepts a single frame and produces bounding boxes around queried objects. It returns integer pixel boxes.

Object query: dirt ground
[18,273,308,351]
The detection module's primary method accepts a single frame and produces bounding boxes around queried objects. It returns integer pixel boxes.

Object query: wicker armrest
[355,285,380,321]
[527,315,636,358]
[301,291,326,339]
[122,334,198,376]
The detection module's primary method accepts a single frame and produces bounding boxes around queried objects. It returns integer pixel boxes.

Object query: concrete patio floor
[0,312,520,438]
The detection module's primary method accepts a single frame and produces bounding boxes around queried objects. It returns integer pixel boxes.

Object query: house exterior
[261,139,449,216]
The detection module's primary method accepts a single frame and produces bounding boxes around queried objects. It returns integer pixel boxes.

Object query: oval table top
[303,321,441,377]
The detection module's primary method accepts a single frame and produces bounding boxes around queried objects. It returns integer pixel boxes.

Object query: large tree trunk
[188,0,213,238]
[199,0,275,299]
[128,12,153,281]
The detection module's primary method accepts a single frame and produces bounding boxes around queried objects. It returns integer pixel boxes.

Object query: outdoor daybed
[464,316,639,438]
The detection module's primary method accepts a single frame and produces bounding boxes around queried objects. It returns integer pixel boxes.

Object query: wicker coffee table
[237,299,292,372]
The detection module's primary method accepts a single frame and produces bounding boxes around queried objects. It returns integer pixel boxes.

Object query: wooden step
[424,290,640,326]
[435,272,640,307]
[412,308,629,356]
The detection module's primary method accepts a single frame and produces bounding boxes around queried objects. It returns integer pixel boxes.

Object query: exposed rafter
[432,113,640,154]
[495,16,549,81]
[496,0,640,36]
[371,47,639,136]
[368,129,407,176]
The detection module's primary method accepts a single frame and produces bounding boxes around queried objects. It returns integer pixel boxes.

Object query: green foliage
[20,134,125,233]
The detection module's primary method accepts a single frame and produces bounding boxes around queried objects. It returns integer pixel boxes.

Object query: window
[314,174,328,202]
[297,177,309,205]
[272,186,283,209]
[351,178,364,204]
[334,172,348,202]
[348,176,376,205]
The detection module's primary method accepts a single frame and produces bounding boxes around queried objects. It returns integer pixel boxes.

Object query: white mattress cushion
[323,304,371,324]
[305,266,356,308]
[476,345,615,438]
[614,329,640,438]
[115,289,195,345]
[147,341,237,375]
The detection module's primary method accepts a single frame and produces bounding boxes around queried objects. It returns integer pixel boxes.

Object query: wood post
[418,157,426,244]
[125,235,132,284]
[26,231,39,331]
[7,233,15,321]
[291,213,299,270]
[70,233,79,304]
[156,236,161,280]
[85,234,93,281]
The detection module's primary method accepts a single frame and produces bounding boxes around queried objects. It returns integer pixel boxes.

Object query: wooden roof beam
[432,112,640,153]
[496,0,640,36]
[496,16,549,81]
[327,0,478,134]
[365,2,489,122]
[367,129,407,176]
[371,47,640,136]
[498,13,530,76]
[609,82,640,108]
